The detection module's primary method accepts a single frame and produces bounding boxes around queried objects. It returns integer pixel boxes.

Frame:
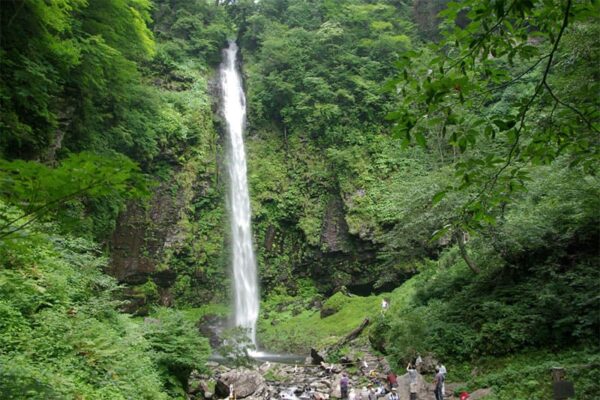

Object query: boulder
[329,382,341,399]
[418,355,439,374]
[320,361,341,374]
[215,369,265,399]
[311,348,325,365]
[395,371,433,400]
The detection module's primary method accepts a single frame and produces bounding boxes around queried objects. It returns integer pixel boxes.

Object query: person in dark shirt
[433,368,444,400]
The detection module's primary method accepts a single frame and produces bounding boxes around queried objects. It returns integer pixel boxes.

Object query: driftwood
[339,318,370,345]
[320,318,370,362]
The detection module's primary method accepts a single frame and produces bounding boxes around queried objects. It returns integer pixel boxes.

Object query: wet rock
[257,362,273,374]
[215,369,265,398]
[311,348,325,365]
[329,380,341,398]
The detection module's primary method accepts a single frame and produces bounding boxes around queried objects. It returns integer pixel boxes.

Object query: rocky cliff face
[108,181,183,312]
[256,190,383,295]
[109,184,184,287]
[107,156,227,314]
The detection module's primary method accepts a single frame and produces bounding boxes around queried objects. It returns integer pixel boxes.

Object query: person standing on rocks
[340,372,350,399]
[386,370,398,389]
[366,384,377,400]
[407,363,418,400]
[388,387,399,400]
[348,388,357,400]
[438,363,447,397]
[433,367,444,400]
[415,354,423,372]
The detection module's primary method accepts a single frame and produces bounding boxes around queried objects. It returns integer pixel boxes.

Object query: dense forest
[0,0,598,399]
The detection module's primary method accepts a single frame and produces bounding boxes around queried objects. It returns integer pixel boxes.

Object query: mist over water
[220,41,259,346]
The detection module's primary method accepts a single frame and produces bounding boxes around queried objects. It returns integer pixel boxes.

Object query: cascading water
[220,41,259,347]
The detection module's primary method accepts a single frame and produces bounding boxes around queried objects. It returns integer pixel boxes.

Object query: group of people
[338,358,448,400]
[340,373,399,400]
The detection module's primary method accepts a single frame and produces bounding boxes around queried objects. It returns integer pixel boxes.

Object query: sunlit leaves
[0,152,149,238]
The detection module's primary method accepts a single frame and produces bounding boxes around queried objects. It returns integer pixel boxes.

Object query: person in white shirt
[407,363,418,400]
[348,388,357,400]
[381,298,389,315]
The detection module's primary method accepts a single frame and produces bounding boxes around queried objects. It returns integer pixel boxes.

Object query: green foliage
[388,0,600,232]
[0,201,172,399]
[373,165,599,364]
[143,307,210,392]
[217,327,256,367]
[179,304,230,325]
[451,349,599,400]
[152,0,232,66]
[258,289,382,352]
[0,151,148,240]
[237,0,413,143]
[322,292,352,314]
[247,129,333,289]
[0,0,161,159]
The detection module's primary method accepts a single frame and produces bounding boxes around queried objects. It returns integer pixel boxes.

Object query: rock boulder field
[190,349,493,400]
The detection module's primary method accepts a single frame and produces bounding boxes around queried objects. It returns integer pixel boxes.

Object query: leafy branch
[444,1,517,74]
[461,0,576,218]
[0,152,149,241]
[0,179,107,240]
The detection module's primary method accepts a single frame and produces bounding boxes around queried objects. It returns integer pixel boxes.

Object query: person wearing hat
[358,384,377,400]
[388,387,399,400]
[367,384,377,400]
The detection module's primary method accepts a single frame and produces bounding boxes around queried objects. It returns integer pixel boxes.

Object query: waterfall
[220,41,259,347]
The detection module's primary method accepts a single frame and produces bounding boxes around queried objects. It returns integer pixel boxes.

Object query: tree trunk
[455,230,480,274]
[340,318,370,344]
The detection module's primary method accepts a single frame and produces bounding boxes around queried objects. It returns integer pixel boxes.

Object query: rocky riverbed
[187,349,492,400]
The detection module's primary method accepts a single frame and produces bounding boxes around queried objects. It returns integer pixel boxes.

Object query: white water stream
[220,41,259,347]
